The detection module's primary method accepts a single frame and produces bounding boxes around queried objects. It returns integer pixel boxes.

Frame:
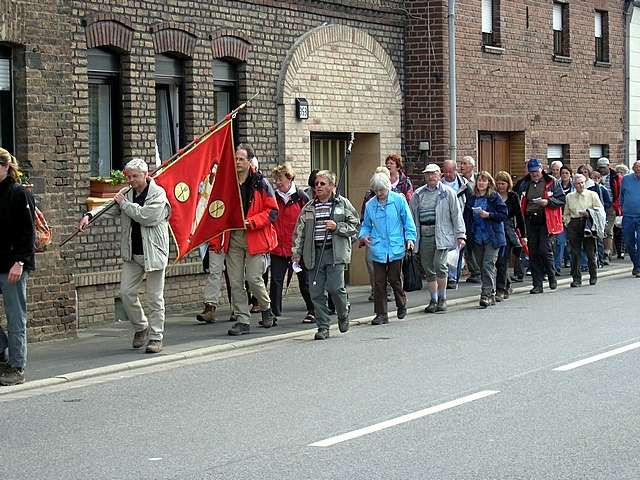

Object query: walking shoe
[132,327,149,349]
[314,329,329,340]
[446,281,458,290]
[570,281,581,288]
[367,293,375,302]
[529,286,543,294]
[633,269,640,278]
[436,298,447,312]
[503,287,512,299]
[466,275,481,284]
[589,277,597,286]
[397,306,407,319]
[495,290,504,302]
[510,275,524,283]
[371,314,389,325]
[228,322,251,336]
[259,309,274,328]
[479,295,490,308]
[549,278,558,290]
[0,367,25,386]
[489,295,496,305]
[145,340,162,354]
[338,314,350,333]
[196,303,216,323]
[302,313,316,324]
[424,300,437,313]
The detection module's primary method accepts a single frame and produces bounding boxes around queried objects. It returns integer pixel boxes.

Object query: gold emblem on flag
[174,182,190,203]
[209,200,225,219]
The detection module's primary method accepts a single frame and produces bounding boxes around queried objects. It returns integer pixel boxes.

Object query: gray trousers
[120,255,166,341]
[471,242,499,296]
[203,250,226,305]
[309,247,349,331]
[226,230,270,325]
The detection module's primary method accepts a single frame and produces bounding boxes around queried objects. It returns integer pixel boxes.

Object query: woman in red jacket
[270,164,315,322]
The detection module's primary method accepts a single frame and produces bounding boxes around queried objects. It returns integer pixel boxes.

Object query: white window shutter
[553,4,563,31]
[547,144,563,159]
[0,58,10,91]
[595,12,603,38]
[589,144,603,158]
[482,0,493,34]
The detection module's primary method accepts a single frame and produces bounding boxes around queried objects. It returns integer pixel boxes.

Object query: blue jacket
[359,191,417,263]
[463,191,508,249]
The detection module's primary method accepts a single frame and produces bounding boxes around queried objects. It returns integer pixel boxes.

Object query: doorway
[478,131,525,178]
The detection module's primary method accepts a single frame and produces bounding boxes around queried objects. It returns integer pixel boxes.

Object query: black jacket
[0,177,35,273]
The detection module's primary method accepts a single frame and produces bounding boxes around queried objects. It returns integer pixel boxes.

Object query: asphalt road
[1,274,639,479]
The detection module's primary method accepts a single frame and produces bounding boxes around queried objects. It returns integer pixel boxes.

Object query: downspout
[625,1,634,166]
[448,0,457,162]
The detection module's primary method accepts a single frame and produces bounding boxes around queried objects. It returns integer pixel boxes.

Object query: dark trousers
[373,260,405,315]
[526,218,556,288]
[567,218,597,283]
[270,255,314,316]
[496,243,512,292]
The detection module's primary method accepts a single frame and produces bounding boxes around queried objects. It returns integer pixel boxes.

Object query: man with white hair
[79,158,171,353]
[441,159,469,288]
[550,161,563,180]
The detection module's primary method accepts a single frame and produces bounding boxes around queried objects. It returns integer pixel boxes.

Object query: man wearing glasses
[292,170,359,340]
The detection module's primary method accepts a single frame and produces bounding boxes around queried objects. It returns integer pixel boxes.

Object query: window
[589,144,609,169]
[213,59,239,143]
[482,0,501,47]
[553,2,570,58]
[595,10,609,63]
[88,48,122,177]
[0,46,14,154]
[547,144,567,166]
[155,54,184,165]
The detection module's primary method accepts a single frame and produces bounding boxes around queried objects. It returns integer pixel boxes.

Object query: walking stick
[311,132,355,286]
[60,93,260,247]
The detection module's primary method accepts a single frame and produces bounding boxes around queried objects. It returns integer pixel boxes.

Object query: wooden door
[478,132,512,177]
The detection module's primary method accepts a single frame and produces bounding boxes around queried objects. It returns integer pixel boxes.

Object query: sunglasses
[315,181,327,186]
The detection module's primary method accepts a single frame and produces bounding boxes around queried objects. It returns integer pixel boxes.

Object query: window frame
[0,45,15,154]
[155,54,185,165]
[547,144,568,166]
[594,10,609,64]
[482,0,501,48]
[553,2,570,58]
[213,59,239,144]
[589,144,609,169]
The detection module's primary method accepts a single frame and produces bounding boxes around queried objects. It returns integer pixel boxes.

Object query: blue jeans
[0,271,29,369]
[554,228,567,270]
[623,216,640,271]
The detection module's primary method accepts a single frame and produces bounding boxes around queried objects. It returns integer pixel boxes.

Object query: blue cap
[527,158,542,172]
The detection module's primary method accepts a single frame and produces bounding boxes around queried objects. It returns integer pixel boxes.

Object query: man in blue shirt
[620,160,640,277]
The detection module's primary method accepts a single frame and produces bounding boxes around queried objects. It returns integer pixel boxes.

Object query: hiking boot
[338,314,350,333]
[314,329,330,340]
[371,314,389,325]
[145,340,162,354]
[589,277,597,286]
[259,309,274,328]
[466,275,481,284]
[0,367,25,386]
[424,300,437,313]
[529,286,543,294]
[196,303,216,323]
[436,299,447,312]
[228,322,250,336]
[397,306,407,319]
[549,277,558,290]
[570,280,581,288]
[495,290,505,302]
[132,327,149,349]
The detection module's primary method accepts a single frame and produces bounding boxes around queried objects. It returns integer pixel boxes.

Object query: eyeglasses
[315,181,327,186]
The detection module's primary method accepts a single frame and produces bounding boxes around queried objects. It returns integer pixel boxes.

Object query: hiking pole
[311,132,355,286]
[60,93,261,248]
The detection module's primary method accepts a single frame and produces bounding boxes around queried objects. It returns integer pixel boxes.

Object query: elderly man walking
[292,170,359,340]
[441,159,469,289]
[621,160,640,277]
[410,163,466,313]
[79,158,171,353]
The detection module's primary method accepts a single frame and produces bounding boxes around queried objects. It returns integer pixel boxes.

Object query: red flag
[154,120,244,261]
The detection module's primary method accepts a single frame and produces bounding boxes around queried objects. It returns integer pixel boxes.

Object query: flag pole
[60,93,259,247]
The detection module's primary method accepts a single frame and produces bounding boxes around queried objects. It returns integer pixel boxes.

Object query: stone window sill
[553,54,572,64]
[482,45,505,55]
[594,60,611,68]
[86,196,113,211]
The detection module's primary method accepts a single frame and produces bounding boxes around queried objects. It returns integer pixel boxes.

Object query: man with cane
[78,158,171,353]
[292,170,359,340]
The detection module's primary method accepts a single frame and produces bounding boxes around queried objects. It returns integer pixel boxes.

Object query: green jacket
[90,178,171,272]
[292,195,360,269]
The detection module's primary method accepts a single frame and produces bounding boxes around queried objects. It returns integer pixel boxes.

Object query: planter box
[89,178,126,198]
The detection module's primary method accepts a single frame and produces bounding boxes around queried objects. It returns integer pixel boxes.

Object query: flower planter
[89,178,125,198]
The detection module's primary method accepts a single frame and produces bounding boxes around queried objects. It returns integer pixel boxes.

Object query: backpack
[11,183,52,252]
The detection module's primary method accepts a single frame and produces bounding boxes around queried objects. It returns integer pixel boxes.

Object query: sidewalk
[15,258,634,386]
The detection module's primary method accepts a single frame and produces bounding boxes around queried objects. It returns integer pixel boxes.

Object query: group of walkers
[2,142,640,386]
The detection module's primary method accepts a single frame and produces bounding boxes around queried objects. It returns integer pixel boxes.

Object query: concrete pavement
[2,258,634,393]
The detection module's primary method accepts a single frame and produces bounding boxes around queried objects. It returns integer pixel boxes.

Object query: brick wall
[405,0,626,176]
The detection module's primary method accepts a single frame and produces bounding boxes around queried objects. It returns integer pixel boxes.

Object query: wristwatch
[17,261,24,266]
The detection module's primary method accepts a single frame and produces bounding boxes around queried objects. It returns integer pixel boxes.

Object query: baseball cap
[422,163,441,173]
[527,158,542,172]
[597,157,610,168]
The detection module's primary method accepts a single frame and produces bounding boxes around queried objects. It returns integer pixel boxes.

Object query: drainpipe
[625,1,634,166]
[448,0,457,163]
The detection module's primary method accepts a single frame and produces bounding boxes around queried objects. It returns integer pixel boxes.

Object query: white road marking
[553,342,640,372]
[308,390,499,447]
[148,458,163,461]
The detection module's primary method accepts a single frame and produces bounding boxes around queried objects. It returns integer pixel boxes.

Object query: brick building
[0,0,405,340]
[405,0,627,179]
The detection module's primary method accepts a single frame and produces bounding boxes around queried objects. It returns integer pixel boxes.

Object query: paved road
[1,274,639,479]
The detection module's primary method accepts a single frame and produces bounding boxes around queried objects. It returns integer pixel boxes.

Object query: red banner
[154,120,244,261]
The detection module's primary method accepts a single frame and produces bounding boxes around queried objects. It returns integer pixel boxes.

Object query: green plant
[95,169,127,185]
[16,169,31,185]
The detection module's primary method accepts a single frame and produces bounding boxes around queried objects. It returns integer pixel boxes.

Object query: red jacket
[243,170,279,255]
[272,186,309,257]
[518,173,565,235]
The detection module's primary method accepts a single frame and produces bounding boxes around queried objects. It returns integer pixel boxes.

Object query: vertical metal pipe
[624,1,634,166]
[448,0,457,162]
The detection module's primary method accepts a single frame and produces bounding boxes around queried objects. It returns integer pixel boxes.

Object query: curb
[1,266,631,396]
